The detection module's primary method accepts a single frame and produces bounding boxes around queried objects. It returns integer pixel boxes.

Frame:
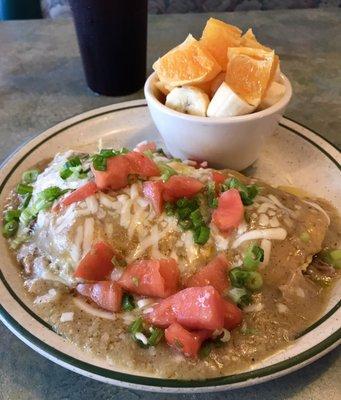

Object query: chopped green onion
[19,186,69,225]
[245,271,263,291]
[190,208,204,228]
[129,317,143,335]
[165,202,175,216]
[199,342,213,358]
[19,207,36,226]
[193,225,210,245]
[129,317,149,348]
[22,169,39,184]
[78,171,89,179]
[92,154,107,171]
[34,198,49,213]
[22,194,32,209]
[92,147,129,171]
[229,267,249,288]
[101,148,129,157]
[206,181,218,208]
[177,207,192,220]
[188,198,199,211]
[228,287,248,304]
[223,177,247,193]
[240,293,252,307]
[99,149,115,158]
[60,156,84,180]
[176,198,189,208]
[246,185,259,200]
[320,249,341,269]
[16,183,33,196]
[178,219,193,231]
[38,186,68,202]
[129,321,164,348]
[330,250,341,269]
[300,231,310,243]
[122,294,135,311]
[4,209,21,223]
[176,197,198,211]
[223,177,259,206]
[243,244,264,270]
[66,156,81,167]
[173,196,209,244]
[147,327,164,346]
[199,336,225,359]
[2,220,19,238]
[159,163,177,182]
[60,168,73,180]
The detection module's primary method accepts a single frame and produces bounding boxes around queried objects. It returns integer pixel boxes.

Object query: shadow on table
[0,323,339,400]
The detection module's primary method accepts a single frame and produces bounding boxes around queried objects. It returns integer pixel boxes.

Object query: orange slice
[200,18,242,71]
[241,29,280,87]
[153,34,221,87]
[241,28,272,52]
[225,47,275,106]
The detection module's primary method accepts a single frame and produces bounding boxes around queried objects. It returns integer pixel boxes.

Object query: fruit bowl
[144,72,292,171]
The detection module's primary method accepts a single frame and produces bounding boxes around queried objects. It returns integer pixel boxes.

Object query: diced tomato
[134,141,157,153]
[142,180,164,215]
[145,298,176,328]
[93,152,159,191]
[165,322,211,358]
[163,176,204,202]
[185,254,230,295]
[212,171,225,185]
[93,155,131,191]
[125,151,160,177]
[76,281,122,312]
[118,258,179,298]
[222,299,243,330]
[74,241,116,281]
[212,189,244,232]
[146,286,225,330]
[57,181,98,209]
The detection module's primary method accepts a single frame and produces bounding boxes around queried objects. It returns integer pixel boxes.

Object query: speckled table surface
[0,8,340,400]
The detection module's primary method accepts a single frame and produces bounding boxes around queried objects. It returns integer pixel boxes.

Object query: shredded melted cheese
[233,228,287,249]
[73,297,116,320]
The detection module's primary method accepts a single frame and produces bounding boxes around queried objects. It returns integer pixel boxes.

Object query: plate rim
[0,100,340,392]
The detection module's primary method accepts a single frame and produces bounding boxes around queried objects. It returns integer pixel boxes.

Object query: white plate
[0,100,340,393]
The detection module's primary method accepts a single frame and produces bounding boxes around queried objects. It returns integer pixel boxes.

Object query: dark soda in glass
[69,0,148,96]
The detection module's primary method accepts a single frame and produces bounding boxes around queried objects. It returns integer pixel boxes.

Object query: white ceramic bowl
[144,72,292,170]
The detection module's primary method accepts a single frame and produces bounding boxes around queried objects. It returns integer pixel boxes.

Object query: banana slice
[165,86,209,116]
[207,82,256,117]
[259,81,286,109]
